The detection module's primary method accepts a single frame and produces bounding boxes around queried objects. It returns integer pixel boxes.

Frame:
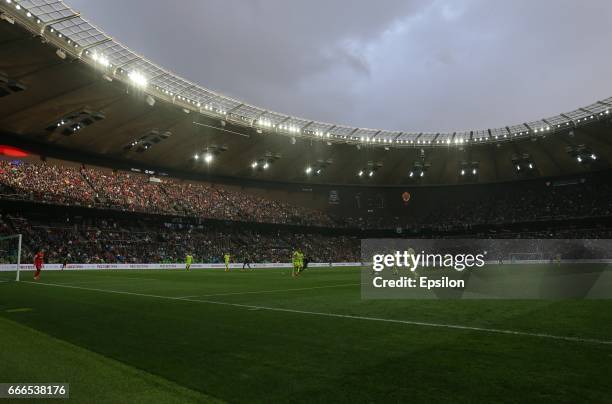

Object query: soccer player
[61,252,71,271]
[33,249,44,281]
[224,253,231,272]
[185,254,193,271]
[242,252,252,271]
[292,250,300,277]
[296,250,304,276]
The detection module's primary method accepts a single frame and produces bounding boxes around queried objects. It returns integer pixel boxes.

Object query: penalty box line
[21,281,612,346]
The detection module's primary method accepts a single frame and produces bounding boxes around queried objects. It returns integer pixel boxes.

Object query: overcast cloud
[67,0,612,132]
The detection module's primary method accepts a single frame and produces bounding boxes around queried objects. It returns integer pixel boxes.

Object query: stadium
[1,0,612,402]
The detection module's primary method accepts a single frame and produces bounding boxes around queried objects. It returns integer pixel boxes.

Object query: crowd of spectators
[3,210,612,265]
[0,160,337,227]
[339,179,612,231]
[0,161,94,206]
[1,160,612,233]
[415,180,612,231]
[0,213,359,264]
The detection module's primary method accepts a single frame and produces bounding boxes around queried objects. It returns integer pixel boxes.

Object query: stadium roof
[0,0,611,186]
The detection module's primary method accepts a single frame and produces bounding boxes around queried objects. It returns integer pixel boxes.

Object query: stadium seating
[2,159,612,264]
[0,160,337,227]
[0,212,359,264]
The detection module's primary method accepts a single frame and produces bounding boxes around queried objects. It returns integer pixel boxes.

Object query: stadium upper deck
[0,0,611,185]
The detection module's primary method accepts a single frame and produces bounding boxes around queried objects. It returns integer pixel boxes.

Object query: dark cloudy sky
[68,0,612,132]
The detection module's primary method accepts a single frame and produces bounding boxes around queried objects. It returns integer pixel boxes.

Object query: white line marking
[179,282,360,298]
[21,281,612,346]
[43,278,160,286]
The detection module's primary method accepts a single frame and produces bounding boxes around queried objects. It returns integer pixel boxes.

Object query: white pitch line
[45,278,160,286]
[20,281,612,346]
[178,282,361,298]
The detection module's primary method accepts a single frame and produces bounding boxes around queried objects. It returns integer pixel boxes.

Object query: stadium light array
[92,53,110,68]
[257,118,273,128]
[128,71,148,88]
[19,0,608,153]
[459,161,479,178]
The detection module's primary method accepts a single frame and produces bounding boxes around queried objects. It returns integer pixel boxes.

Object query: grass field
[1,267,612,403]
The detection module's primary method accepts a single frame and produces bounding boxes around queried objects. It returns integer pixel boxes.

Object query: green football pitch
[1,267,612,403]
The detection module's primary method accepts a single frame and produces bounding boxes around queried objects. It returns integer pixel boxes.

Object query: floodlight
[204,153,213,163]
[128,71,148,88]
[263,162,270,170]
[305,167,312,174]
[251,162,258,169]
[591,154,597,160]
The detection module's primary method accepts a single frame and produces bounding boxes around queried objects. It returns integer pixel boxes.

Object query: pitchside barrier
[0,262,365,272]
[3,259,612,272]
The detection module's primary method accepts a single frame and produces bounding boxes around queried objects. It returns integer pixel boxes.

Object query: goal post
[0,234,22,282]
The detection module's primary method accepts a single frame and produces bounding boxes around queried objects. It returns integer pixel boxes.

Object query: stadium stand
[0,160,337,227]
[0,211,359,264]
[1,158,612,263]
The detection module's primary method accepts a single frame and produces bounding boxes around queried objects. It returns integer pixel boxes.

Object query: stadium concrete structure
[1,0,611,188]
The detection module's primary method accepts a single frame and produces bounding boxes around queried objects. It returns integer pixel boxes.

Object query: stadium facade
[0,0,611,187]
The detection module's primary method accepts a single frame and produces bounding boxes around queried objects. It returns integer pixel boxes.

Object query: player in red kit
[33,250,44,281]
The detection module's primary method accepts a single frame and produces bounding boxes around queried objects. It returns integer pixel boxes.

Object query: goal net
[509,252,545,263]
[0,234,22,282]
